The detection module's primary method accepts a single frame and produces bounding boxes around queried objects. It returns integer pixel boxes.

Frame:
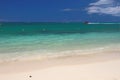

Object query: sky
[0,0,120,22]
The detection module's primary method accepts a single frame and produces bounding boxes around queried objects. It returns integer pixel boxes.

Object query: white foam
[0,44,120,63]
[88,23,120,24]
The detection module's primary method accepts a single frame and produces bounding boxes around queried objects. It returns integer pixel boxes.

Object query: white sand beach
[0,52,120,80]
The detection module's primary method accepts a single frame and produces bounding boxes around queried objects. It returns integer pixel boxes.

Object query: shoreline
[0,52,120,74]
[0,52,120,80]
[0,44,120,63]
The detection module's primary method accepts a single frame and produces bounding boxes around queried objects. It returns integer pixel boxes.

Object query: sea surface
[0,22,120,62]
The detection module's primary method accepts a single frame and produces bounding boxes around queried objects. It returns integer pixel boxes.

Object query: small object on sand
[29,75,32,78]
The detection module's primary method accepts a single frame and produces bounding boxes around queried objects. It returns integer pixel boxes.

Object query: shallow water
[0,22,120,62]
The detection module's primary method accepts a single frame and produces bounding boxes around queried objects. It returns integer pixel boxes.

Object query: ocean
[0,22,120,62]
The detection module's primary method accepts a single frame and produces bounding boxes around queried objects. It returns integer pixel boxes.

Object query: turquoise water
[0,22,120,61]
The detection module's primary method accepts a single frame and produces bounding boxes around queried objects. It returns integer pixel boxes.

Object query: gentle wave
[0,44,119,63]
[0,23,120,63]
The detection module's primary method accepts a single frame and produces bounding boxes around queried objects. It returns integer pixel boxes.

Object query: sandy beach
[0,0,120,79]
[0,52,120,80]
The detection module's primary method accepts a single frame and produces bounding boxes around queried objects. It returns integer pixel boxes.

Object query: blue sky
[0,0,120,22]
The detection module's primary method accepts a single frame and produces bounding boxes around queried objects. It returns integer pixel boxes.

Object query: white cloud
[61,8,80,12]
[86,0,120,16]
[90,0,114,6]
[61,8,74,11]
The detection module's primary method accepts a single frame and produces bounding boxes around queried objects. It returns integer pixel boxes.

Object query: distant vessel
[83,21,89,24]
